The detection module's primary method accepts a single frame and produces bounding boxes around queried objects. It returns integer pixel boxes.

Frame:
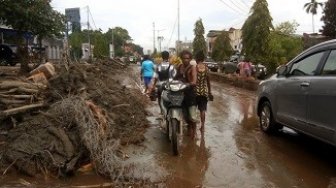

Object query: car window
[321,50,336,76]
[289,52,324,76]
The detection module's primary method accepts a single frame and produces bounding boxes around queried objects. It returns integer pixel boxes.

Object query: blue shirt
[141,60,154,77]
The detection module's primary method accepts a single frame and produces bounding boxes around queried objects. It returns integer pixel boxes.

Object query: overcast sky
[51,0,327,53]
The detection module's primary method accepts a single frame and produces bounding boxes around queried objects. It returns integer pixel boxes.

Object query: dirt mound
[0,61,149,179]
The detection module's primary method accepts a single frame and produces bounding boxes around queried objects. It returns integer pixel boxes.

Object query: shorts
[196,95,208,111]
[183,105,197,124]
[143,77,152,87]
[244,69,251,77]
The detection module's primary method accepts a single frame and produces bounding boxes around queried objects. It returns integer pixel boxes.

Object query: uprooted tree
[0,0,65,72]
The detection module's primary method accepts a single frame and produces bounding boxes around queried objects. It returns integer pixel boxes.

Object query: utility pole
[157,36,164,52]
[87,6,91,61]
[153,22,155,54]
[156,29,165,53]
[177,0,180,54]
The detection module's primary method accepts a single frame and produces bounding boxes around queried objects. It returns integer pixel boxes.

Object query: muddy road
[143,81,336,188]
[2,63,336,188]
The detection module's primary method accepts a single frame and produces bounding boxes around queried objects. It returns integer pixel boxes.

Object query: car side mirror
[276,65,287,76]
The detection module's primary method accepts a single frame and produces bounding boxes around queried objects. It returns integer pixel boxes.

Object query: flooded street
[2,80,336,188]
[144,81,336,188]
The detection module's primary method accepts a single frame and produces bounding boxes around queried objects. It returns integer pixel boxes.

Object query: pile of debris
[0,60,149,183]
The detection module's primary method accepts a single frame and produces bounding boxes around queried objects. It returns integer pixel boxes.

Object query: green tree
[192,19,207,58]
[68,31,85,60]
[321,0,336,38]
[108,27,132,57]
[0,0,65,71]
[275,20,299,35]
[132,44,144,56]
[242,0,273,67]
[269,21,303,71]
[304,0,323,33]
[91,30,109,58]
[211,31,233,61]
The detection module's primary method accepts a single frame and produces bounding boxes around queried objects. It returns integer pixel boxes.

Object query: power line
[238,0,252,9]
[228,0,248,13]
[88,8,97,30]
[218,0,246,14]
[166,15,178,49]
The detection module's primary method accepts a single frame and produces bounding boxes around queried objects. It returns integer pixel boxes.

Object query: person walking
[194,51,213,133]
[176,50,198,139]
[147,51,174,113]
[140,55,155,94]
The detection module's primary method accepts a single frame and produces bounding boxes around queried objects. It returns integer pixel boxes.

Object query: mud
[0,62,149,181]
[2,65,336,187]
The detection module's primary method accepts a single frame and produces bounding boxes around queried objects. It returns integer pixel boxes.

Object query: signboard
[65,8,80,23]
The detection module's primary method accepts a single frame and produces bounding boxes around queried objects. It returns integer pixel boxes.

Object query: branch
[0,103,46,119]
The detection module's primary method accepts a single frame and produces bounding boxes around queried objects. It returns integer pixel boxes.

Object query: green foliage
[321,0,336,38]
[92,30,109,58]
[275,20,299,35]
[68,27,142,60]
[0,0,65,71]
[132,44,144,56]
[69,31,85,59]
[211,31,233,61]
[107,27,132,57]
[0,0,65,39]
[304,0,323,15]
[192,19,207,58]
[269,32,303,72]
[242,0,273,64]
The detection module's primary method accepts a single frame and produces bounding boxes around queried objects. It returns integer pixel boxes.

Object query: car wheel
[259,101,281,133]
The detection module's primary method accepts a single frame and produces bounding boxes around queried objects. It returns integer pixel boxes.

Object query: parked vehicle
[204,58,219,72]
[0,44,17,66]
[256,39,336,146]
[161,79,189,155]
[252,64,267,79]
[222,58,267,79]
[222,60,238,74]
[221,54,244,74]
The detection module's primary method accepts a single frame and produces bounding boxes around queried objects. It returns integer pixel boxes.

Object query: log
[0,87,39,94]
[0,94,34,99]
[0,98,28,105]
[0,80,46,90]
[0,103,45,119]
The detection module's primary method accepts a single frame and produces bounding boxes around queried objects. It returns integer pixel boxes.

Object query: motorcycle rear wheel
[171,118,179,155]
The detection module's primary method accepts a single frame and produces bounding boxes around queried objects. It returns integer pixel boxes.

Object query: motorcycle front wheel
[171,118,179,155]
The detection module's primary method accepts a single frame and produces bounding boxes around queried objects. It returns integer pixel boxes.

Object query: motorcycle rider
[176,50,198,139]
[148,51,175,113]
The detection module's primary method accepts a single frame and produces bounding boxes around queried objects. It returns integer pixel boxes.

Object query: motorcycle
[160,79,188,155]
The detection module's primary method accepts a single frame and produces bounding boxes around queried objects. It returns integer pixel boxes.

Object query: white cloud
[52,0,328,52]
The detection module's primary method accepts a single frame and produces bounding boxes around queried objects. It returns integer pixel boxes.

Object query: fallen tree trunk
[0,87,39,94]
[0,94,34,99]
[0,98,29,105]
[0,80,46,90]
[0,103,46,119]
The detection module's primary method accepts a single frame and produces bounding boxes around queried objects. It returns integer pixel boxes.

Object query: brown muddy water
[2,81,336,188]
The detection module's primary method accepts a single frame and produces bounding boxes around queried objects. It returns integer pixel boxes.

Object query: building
[1,24,64,62]
[175,39,193,54]
[206,28,242,55]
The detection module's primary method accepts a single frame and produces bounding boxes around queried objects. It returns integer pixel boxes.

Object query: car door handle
[300,82,310,87]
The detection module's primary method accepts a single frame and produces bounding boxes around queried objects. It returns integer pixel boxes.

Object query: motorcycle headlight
[169,83,180,91]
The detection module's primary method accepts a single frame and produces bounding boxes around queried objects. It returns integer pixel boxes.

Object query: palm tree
[304,0,323,33]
